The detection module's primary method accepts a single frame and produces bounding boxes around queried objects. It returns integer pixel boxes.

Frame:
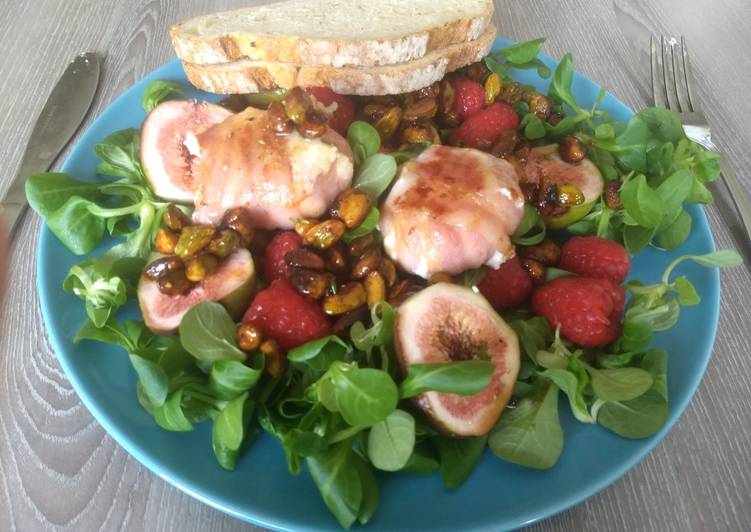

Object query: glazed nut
[520,182,540,204]
[174,225,216,259]
[556,184,586,207]
[388,279,409,300]
[293,218,317,238]
[416,82,440,99]
[322,282,367,315]
[365,271,386,308]
[352,248,382,279]
[347,233,376,258]
[289,268,332,300]
[157,269,193,295]
[500,82,523,104]
[507,156,528,184]
[163,204,190,232]
[260,339,286,378]
[520,239,561,266]
[475,138,493,151]
[219,94,252,113]
[490,130,519,158]
[559,136,587,163]
[144,255,184,281]
[522,258,546,284]
[303,219,347,249]
[372,106,402,140]
[330,188,372,229]
[441,111,461,128]
[547,111,563,126]
[425,123,442,145]
[208,229,242,259]
[363,94,402,108]
[296,109,328,139]
[237,323,263,351]
[401,125,433,145]
[466,61,490,82]
[332,307,370,337]
[428,272,453,285]
[378,258,398,288]
[484,73,502,105]
[605,180,623,209]
[185,254,219,282]
[267,101,295,135]
[155,227,178,254]
[524,92,551,120]
[388,280,420,306]
[220,207,255,245]
[439,79,455,115]
[285,248,325,271]
[403,97,438,122]
[362,104,389,121]
[283,87,313,123]
[513,139,531,162]
[324,244,349,275]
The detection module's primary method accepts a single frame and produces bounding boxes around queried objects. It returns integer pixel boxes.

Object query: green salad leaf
[342,207,379,243]
[367,409,415,472]
[489,382,563,469]
[353,154,397,199]
[399,361,495,399]
[434,435,488,489]
[142,80,186,113]
[212,393,252,470]
[179,302,247,363]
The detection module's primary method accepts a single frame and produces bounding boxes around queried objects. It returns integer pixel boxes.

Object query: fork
[650,35,751,242]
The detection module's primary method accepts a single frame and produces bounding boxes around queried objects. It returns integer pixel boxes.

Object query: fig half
[138,249,256,334]
[395,283,520,436]
[525,144,605,229]
[140,100,231,202]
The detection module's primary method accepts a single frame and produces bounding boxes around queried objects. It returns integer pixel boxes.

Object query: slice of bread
[182,25,496,96]
[171,0,493,68]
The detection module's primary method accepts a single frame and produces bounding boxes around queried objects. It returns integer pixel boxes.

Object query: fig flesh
[395,283,520,436]
[138,249,255,334]
[140,100,231,202]
[524,144,604,229]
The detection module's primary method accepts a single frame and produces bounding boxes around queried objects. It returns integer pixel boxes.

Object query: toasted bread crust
[182,26,496,96]
[171,2,493,68]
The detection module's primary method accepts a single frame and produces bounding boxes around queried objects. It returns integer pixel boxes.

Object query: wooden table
[1,1,749,530]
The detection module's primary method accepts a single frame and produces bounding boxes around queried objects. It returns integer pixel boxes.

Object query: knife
[1,52,101,237]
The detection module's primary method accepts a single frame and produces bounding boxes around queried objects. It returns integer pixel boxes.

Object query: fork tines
[650,35,701,114]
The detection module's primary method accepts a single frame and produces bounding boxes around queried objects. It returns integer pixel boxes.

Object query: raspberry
[477,256,533,310]
[559,236,630,284]
[451,76,486,119]
[305,87,355,136]
[243,279,332,350]
[263,231,302,283]
[531,276,625,348]
[449,102,520,149]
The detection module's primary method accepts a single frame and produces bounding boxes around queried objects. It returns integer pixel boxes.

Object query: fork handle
[718,158,751,242]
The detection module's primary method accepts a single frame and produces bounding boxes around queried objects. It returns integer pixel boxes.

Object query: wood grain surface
[1,1,750,530]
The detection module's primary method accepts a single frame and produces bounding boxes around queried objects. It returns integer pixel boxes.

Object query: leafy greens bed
[27,38,740,529]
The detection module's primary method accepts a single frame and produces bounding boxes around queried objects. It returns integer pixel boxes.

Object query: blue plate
[37,37,719,531]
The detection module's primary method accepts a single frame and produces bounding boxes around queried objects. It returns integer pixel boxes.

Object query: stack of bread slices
[171,0,497,95]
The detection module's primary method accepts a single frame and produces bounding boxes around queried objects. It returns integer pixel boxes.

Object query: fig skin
[524,144,605,229]
[138,249,256,334]
[140,100,232,203]
[394,282,521,437]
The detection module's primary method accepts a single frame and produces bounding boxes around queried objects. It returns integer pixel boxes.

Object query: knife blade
[1,52,101,237]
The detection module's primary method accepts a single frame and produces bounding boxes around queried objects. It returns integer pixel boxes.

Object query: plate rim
[36,36,721,531]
